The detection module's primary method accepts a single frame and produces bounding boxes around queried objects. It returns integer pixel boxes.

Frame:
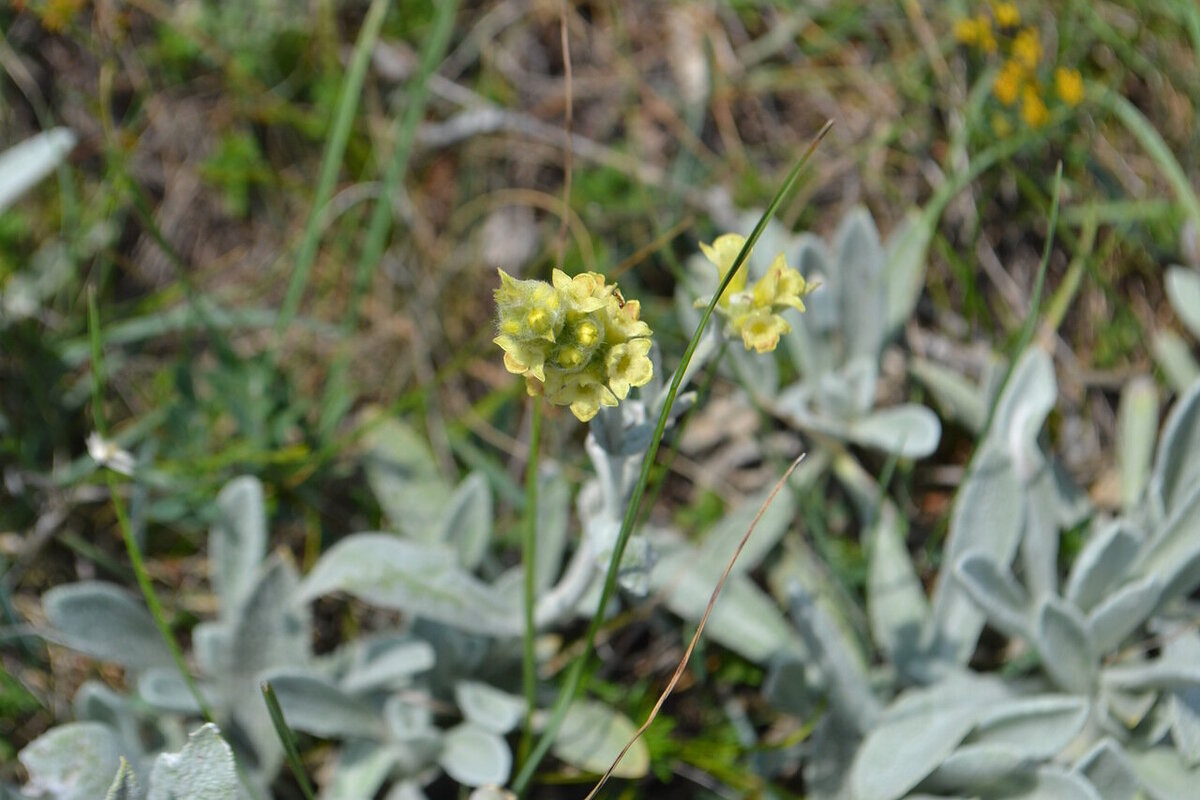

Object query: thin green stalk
[261,682,318,800]
[318,0,460,437]
[1093,84,1200,237]
[87,291,214,723]
[510,120,834,795]
[980,162,1063,441]
[276,0,391,336]
[519,396,543,763]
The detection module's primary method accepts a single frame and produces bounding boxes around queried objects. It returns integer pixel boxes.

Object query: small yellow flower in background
[1021,84,1050,127]
[494,268,653,422]
[992,2,1020,28]
[1055,67,1085,107]
[697,234,817,354]
[955,17,981,45]
[993,60,1024,106]
[1011,28,1041,71]
[975,16,997,53]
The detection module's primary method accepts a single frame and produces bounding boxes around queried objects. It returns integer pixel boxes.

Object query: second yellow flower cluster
[494,269,654,422]
[955,3,1084,129]
[697,234,816,354]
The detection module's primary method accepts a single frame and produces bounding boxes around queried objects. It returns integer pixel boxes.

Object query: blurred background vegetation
[2,0,1199,793]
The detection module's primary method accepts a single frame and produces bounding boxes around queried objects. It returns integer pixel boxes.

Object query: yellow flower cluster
[697,234,816,354]
[955,4,1085,130]
[494,269,653,422]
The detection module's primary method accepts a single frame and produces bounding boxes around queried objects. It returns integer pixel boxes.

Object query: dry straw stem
[582,453,808,800]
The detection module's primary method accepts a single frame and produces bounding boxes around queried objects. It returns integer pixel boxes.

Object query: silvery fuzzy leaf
[1005,767,1103,800]
[955,552,1031,640]
[804,713,859,800]
[193,621,229,676]
[42,581,174,670]
[1037,597,1098,694]
[231,555,309,676]
[297,534,519,636]
[434,472,492,571]
[968,695,1090,760]
[920,743,1028,794]
[72,682,147,765]
[764,655,822,718]
[137,668,214,714]
[1086,575,1162,656]
[846,404,941,458]
[363,416,453,540]
[466,787,515,800]
[551,700,649,779]
[909,357,988,434]
[695,482,796,577]
[438,723,512,787]
[1126,746,1200,800]
[834,206,887,363]
[867,502,930,673]
[789,588,880,734]
[1102,661,1200,692]
[104,759,139,800]
[1165,267,1200,341]
[384,694,434,739]
[726,335,781,398]
[988,349,1057,456]
[1117,377,1159,511]
[0,128,76,213]
[455,681,525,735]
[1066,522,1140,614]
[535,469,571,592]
[1149,378,1200,516]
[654,545,802,663]
[1169,690,1200,767]
[210,475,268,620]
[994,350,1057,482]
[147,724,238,800]
[883,208,933,335]
[585,519,653,596]
[263,671,385,739]
[1073,738,1137,800]
[930,446,1025,665]
[1103,687,1159,729]
[320,741,397,800]
[19,722,122,800]
[342,639,436,693]
[849,678,1008,800]
[1131,484,1200,604]
[385,782,430,800]
[1022,461,1080,602]
[1154,332,1200,394]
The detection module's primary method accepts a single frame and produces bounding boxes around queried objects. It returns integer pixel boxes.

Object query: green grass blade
[980,162,1063,440]
[318,0,460,438]
[276,0,391,336]
[1094,85,1200,236]
[510,119,833,795]
[261,682,318,800]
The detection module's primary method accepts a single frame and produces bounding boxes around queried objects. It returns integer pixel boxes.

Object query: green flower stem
[510,120,833,795]
[87,291,214,724]
[261,682,318,800]
[519,394,543,763]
